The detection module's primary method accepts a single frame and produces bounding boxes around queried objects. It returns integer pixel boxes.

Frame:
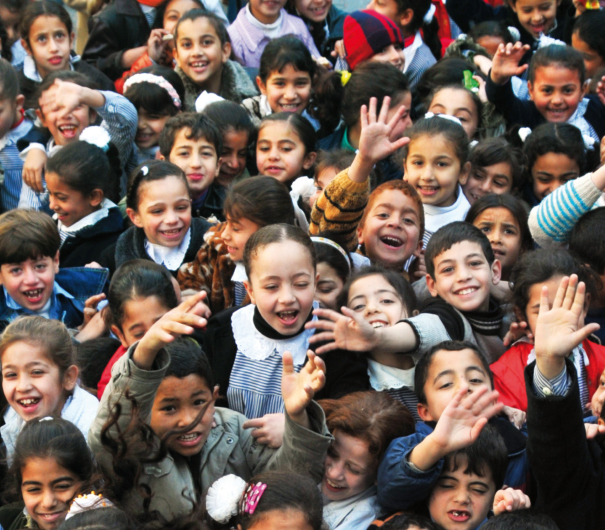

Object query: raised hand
[490,42,531,85]
[147,28,172,64]
[39,79,86,117]
[502,320,533,347]
[306,306,379,354]
[243,413,285,448]
[493,487,531,515]
[282,351,326,428]
[81,293,107,327]
[501,405,526,429]
[22,149,47,193]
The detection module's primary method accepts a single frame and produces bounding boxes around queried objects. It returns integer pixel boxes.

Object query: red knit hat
[343,10,404,71]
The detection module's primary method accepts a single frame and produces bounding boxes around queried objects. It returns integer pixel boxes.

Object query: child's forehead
[172,128,215,149]
[369,188,422,216]
[443,453,493,484]
[533,64,582,84]
[434,240,486,264]
[177,17,219,38]
[428,348,488,376]
[515,0,557,7]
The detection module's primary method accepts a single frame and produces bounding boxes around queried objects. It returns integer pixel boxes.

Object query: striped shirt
[0,118,33,211]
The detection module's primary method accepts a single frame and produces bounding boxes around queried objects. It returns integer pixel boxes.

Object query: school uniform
[421,185,470,249]
[191,182,226,222]
[367,359,420,422]
[403,31,437,92]
[0,115,33,212]
[323,487,381,530]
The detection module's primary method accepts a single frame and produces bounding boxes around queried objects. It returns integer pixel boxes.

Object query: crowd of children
[3,0,605,528]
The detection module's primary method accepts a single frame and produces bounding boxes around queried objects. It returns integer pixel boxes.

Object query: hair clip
[518,127,532,142]
[80,126,111,152]
[195,90,225,113]
[141,165,149,176]
[583,134,596,150]
[66,493,114,520]
[39,416,53,422]
[463,70,480,93]
[340,71,352,87]
[206,475,248,523]
[241,482,267,515]
[311,237,351,270]
[424,112,463,127]
[124,73,182,110]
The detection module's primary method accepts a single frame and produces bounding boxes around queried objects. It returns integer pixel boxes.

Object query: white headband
[311,237,351,270]
[424,112,463,127]
[124,73,182,110]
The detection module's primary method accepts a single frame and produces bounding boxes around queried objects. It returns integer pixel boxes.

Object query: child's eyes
[469,260,483,267]
[493,180,508,188]
[318,286,335,294]
[31,370,45,376]
[471,487,488,495]
[295,282,310,289]
[9,268,21,275]
[536,176,552,184]
[504,228,518,235]
[480,226,491,234]
[440,267,454,274]
[202,38,214,46]
[25,487,41,494]
[194,399,207,406]
[161,405,177,412]
[3,372,15,379]
[470,377,485,384]
[402,217,416,225]
[35,264,47,271]
[381,298,395,305]
[347,465,361,475]
[352,303,365,311]
[472,172,485,181]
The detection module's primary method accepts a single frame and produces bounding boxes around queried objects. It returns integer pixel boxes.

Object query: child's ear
[89,189,104,207]
[527,80,535,101]
[215,157,222,176]
[426,273,439,298]
[398,8,414,29]
[491,258,502,285]
[53,250,60,274]
[111,325,129,349]
[36,108,48,128]
[417,401,435,422]
[459,161,471,185]
[21,38,32,56]
[62,364,79,392]
[357,225,365,246]
[243,280,256,305]
[256,76,267,95]
[412,238,423,258]
[213,385,220,400]
[159,153,166,161]
[127,208,144,228]
[303,151,317,171]
[221,41,231,64]
[15,94,25,114]
[507,0,518,12]
[88,108,98,125]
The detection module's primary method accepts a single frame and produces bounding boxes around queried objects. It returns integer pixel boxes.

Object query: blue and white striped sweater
[0,118,33,211]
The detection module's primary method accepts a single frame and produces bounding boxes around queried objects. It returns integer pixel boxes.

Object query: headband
[124,73,182,110]
[311,236,351,270]
[424,112,463,127]
[206,475,248,524]
[66,493,115,520]
[80,126,111,152]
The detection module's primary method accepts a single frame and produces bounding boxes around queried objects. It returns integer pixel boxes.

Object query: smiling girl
[17,1,113,109]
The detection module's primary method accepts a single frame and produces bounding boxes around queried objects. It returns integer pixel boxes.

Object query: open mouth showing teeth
[456,287,478,295]
[161,228,182,236]
[58,125,77,135]
[370,321,388,328]
[177,433,200,441]
[19,398,40,406]
[277,310,299,322]
[280,104,300,110]
[326,479,345,489]
[449,510,470,519]
[190,61,208,69]
[380,236,403,248]
[23,288,44,299]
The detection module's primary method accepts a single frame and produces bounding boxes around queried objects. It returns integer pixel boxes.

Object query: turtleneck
[253,306,314,340]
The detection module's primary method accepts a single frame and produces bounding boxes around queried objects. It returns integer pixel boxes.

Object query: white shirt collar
[145,227,192,269]
[56,199,116,241]
[23,54,78,82]
[231,262,248,282]
[367,358,415,391]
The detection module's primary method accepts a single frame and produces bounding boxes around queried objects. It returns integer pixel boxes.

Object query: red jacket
[491,339,605,411]
[97,344,128,398]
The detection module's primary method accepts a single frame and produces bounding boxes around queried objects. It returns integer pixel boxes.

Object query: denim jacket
[0,266,108,330]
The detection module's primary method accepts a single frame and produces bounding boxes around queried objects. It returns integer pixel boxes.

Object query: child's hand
[534,275,600,378]
[501,405,526,429]
[474,75,488,103]
[331,40,345,58]
[282,351,325,428]
[75,309,108,342]
[411,249,427,280]
[502,320,533,347]
[584,422,605,439]
[492,487,531,515]
[133,291,208,370]
[490,42,531,85]
[147,28,172,64]
[243,413,285,448]
[81,293,107,327]
[600,135,605,166]
[39,79,86,117]
[23,148,47,193]
[306,307,379,354]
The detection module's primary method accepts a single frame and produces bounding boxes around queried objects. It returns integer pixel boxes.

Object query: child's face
[358,189,423,269]
[136,109,172,150]
[510,0,560,39]
[0,253,59,312]
[150,374,218,457]
[365,0,407,30]
[472,207,523,278]
[0,6,20,46]
[163,0,201,35]
[418,348,492,422]
[404,134,470,208]
[23,16,73,79]
[244,240,317,335]
[0,94,24,141]
[247,509,313,530]
[322,429,378,501]
[112,295,171,348]
[36,86,96,146]
[531,152,580,201]
[221,215,260,262]
[257,65,313,115]
[527,66,585,124]
[256,121,316,185]
[315,262,344,310]
[2,340,77,422]
[368,43,406,72]
[47,172,102,227]
[347,274,408,329]
[249,0,287,24]
[310,166,339,209]
[463,162,514,204]
[428,88,479,140]
[591,369,605,418]
[572,31,605,79]
[426,240,501,313]
[217,129,249,188]
[295,0,332,22]
[128,176,192,248]
[21,456,82,530]
[428,455,496,530]
[388,91,413,138]
[174,18,230,88]
[165,128,220,198]
[475,35,505,58]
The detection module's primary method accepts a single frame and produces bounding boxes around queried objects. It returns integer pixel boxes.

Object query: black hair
[414,340,493,405]
[0,209,60,265]
[510,249,598,319]
[106,259,178,330]
[45,140,122,203]
[159,111,222,158]
[258,35,317,83]
[442,424,507,491]
[59,508,138,530]
[312,233,351,285]
[202,99,256,139]
[0,57,18,100]
[480,512,560,530]
[20,0,72,47]
[311,62,410,135]
[174,8,229,45]
[223,176,295,226]
[237,471,323,530]
[523,122,587,177]
[37,70,99,105]
[126,160,189,211]
[469,137,525,192]
[8,417,93,499]
[427,84,483,138]
[152,0,203,30]
[380,513,440,530]
[76,337,122,391]
[425,222,494,280]
[258,112,317,156]
[573,10,605,67]
[314,149,356,180]
[528,44,586,85]
[123,65,185,117]
[402,115,470,169]
[0,19,12,63]
[469,21,514,46]
[164,338,214,389]
[244,224,316,278]
[337,265,417,315]
[465,194,533,252]
[570,208,605,275]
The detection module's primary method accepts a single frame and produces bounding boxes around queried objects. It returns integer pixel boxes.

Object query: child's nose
[269,147,280,160]
[190,153,202,168]
[225,153,238,168]
[278,285,296,304]
[454,488,471,505]
[325,460,344,480]
[164,209,179,223]
[23,266,38,284]
[16,374,32,392]
[42,489,58,510]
